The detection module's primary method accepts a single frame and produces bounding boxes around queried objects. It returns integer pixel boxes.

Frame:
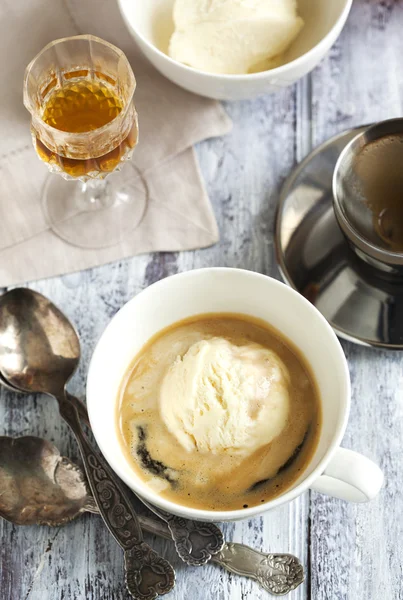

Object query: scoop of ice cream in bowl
[118,0,353,100]
[169,0,305,75]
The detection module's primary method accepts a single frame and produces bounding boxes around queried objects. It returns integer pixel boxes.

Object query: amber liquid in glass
[36,71,137,178]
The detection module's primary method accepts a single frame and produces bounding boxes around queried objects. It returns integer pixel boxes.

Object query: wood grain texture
[1,1,402,598]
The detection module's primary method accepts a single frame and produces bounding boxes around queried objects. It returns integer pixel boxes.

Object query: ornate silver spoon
[0,436,305,596]
[0,288,174,600]
[0,288,224,567]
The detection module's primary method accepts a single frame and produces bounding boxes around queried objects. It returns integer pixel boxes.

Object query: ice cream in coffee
[160,338,290,456]
[117,314,321,511]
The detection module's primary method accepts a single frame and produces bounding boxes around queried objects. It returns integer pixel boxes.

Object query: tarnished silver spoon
[0,435,305,597]
[0,288,224,567]
[0,288,174,600]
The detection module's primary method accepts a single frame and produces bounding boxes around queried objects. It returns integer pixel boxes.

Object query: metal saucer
[275,126,403,350]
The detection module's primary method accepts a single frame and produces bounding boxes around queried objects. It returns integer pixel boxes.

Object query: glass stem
[77,179,113,212]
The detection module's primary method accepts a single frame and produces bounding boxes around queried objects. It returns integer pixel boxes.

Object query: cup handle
[309,447,384,503]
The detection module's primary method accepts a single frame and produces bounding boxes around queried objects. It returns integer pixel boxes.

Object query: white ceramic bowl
[87,268,383,522]
[118,0,353,101]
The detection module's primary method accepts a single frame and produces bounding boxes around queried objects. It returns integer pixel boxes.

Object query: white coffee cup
[87,268,383,522]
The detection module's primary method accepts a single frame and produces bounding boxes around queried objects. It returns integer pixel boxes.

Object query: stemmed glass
[23,35,147,248]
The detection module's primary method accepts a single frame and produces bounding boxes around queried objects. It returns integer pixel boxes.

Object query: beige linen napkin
[0,0,232,287]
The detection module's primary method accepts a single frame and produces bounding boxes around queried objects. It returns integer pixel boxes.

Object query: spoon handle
[141,498,224,566]
[58,394,175,600]
[211,544,304,596]
[71,396,90,426]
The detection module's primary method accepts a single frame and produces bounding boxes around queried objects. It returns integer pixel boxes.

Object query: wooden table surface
[1,2,403,599]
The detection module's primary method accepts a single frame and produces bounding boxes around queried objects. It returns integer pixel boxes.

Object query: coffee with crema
[117,314,321,511]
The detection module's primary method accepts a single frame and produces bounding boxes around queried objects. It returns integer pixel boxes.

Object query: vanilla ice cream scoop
[159,338,290,456]
[169,0,304,74]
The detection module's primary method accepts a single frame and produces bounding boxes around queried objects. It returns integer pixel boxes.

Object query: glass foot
[42,163,148,248]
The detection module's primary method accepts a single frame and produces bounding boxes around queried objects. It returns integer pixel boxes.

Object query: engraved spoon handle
[58,394,175,600]
[141,499,224,566]
[66,393,224,567]
[213,543,304,596]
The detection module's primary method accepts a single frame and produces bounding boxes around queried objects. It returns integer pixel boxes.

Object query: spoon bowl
[0,435,96,526]
[0,289,80,397]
